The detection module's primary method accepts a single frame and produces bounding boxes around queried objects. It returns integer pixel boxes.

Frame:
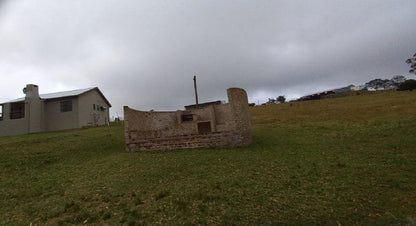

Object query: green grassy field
[1,90,415,225]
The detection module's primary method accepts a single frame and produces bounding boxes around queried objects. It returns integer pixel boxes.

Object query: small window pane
[0,104,3,121]
[10,102,25,119]
[60,101,72,112]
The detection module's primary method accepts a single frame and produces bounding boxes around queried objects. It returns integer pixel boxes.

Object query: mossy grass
[0,90,415,225]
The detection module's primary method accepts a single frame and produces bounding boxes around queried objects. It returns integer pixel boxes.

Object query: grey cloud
[1,0,415,115]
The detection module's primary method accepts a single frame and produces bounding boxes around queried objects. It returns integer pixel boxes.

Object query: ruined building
[124,88,252,151]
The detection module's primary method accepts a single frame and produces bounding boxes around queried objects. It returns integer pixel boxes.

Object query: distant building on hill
[297,75,408,102]
[351,85,365,91]
[298,85,354,101]
[333,85,355,93]
[0,84,111,137]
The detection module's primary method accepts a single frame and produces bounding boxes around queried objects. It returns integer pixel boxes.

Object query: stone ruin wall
[124,88,252,151]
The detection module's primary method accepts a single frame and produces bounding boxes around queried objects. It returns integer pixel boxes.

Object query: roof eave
[83,87,112,107]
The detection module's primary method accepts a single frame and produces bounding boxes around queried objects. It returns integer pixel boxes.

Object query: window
[181,113,193,122]
[93,104,95,110]
[60,100,72,112]
[10,102,25,119]
[0,104,3,121]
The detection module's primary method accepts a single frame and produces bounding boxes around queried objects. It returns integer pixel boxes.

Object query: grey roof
[2,87,96,104]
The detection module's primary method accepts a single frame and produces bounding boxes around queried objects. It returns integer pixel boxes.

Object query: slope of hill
[0,90,415,225]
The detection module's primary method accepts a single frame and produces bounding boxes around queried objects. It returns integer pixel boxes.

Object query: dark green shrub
[397,79,416,91]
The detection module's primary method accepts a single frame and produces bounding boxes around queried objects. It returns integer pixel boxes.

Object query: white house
[0,84,111,137]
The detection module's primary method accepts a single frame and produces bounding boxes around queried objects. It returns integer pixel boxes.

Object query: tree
[365,78,390,89]
[267,98,276,104]
[405,53,416,75]
[397,79,416,91]
[277,95,286,103]
[391,75,406,85]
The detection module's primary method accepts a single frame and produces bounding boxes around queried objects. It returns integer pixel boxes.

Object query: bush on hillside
[277,95,286,103]
[397,79,416,91]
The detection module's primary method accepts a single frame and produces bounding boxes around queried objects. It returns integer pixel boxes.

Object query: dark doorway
[197,121,211,134]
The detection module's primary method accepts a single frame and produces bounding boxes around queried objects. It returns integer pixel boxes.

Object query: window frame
[10,102,25,119]
[0,104,3,121]
[60,100,73,112]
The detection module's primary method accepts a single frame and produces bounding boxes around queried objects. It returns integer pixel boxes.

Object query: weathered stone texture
[124,88,252,151]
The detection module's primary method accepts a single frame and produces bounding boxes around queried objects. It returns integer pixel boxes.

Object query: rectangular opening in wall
[60,100,72,112]
[10,102,25,119]
[181,113,193,122]
[197,121,211,134]
[0,104,3,121]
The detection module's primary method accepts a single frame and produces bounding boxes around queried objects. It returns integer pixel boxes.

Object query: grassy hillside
[1,90,415,225]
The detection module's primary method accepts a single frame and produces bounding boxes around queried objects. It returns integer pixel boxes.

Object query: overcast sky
[0,0,415,116]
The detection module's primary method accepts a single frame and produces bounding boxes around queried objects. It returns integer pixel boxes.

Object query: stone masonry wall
[124,87,252,151]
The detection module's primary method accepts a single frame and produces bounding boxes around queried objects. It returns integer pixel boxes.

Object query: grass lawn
[0,90,415,225]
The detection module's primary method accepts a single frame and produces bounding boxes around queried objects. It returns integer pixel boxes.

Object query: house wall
[0,84,42,137]
[78,90,110,127]
[124,88,252,151]
[44,97,79,132]
[0,85,111,137]
[26,85,44,133]
[0,102,29,137]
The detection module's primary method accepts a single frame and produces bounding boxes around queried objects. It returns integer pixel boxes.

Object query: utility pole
[193,76,199,107]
